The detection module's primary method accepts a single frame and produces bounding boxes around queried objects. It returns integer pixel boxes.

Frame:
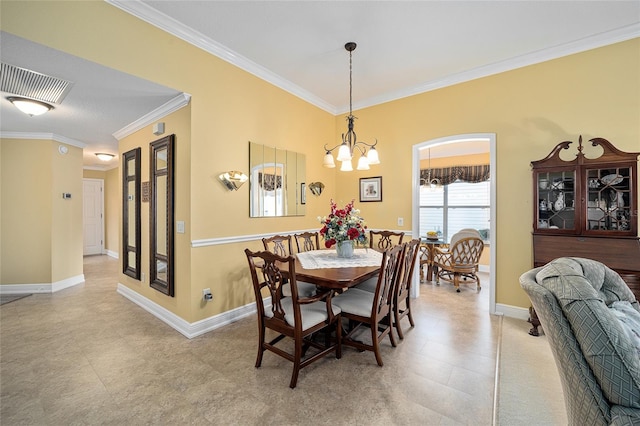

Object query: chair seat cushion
[353,276,378,293]
[266,298,340,330]
[535,257,640,409]
[332,288,374,317]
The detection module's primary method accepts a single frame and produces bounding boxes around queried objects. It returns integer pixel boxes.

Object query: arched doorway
[411,133,497,315]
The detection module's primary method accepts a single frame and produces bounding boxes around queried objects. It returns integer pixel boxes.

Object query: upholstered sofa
[520,257,640,425]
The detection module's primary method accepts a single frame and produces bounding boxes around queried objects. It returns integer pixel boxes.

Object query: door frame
[411,133,497,315]
[83,178,105,256]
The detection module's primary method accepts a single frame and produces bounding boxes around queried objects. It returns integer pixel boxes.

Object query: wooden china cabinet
[528,136,640,335]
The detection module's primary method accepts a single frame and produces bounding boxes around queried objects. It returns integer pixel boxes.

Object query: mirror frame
[150,134,175,296]
[122,148,141,279]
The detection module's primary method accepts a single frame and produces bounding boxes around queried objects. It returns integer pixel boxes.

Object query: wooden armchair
[433,233,484,292]
[245,249,341,388]
[369,230,404,250]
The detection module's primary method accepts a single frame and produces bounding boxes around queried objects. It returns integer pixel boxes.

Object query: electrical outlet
[141,272,146,282]
[202,288,213,302]
[397,217,404,226]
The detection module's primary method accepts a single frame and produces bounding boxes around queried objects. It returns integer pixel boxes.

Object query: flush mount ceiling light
[7,96,53,116]
[95,153,115,161]
[323,42,380,172]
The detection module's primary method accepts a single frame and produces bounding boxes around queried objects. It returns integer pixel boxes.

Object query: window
[419,180,490,242]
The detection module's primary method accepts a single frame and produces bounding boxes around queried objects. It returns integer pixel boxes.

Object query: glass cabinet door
[585,166,632,232]
[536,170,576,231]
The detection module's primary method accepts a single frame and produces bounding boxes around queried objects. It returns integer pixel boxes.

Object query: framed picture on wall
[359,176,382,202]
[301,182,306,204]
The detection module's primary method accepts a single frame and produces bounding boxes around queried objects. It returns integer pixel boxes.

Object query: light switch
[177,221,185,234]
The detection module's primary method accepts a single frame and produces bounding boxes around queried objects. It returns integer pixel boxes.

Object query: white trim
[191,228,413,248]
[106,250,119,259]
[106,0,335,114]
[116,283,261,339]
[0,131,86,148]
[113,93,191,140]
[495,303,530,322]
[411,133,497,316]
[0,274,84,294]
[106,0,640,114]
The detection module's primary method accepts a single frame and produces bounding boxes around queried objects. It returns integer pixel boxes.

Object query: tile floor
[1,255,499,425]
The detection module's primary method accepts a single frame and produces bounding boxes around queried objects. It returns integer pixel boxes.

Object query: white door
[83,179,104,255]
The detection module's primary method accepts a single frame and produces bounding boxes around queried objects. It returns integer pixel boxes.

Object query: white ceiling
[1,1,639,168]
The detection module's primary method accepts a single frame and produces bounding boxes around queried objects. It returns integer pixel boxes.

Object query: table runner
[296,249,382,269]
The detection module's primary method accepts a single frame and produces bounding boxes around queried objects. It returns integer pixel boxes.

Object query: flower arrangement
[318,199,368,249]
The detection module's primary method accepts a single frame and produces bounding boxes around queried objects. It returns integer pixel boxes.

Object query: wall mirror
[122,148,141,279]
[150,134,175,296]
[249,141,306,217]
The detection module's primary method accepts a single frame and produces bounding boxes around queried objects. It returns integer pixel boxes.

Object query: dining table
[293,248,383,290]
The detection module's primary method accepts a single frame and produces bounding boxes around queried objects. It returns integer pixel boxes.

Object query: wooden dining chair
[369,230,404,250]
[393,239,420,339]
[262,234,316,297]
[331,244,404,366]
[293,231,320,252]
[245,249,342,388]
[262,234,293,257]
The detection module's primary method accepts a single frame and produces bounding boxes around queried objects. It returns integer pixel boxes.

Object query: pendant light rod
[323,42,380,170]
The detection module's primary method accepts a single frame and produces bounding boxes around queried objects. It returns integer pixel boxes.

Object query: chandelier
[323,42,380,171]
[421,148,442,191]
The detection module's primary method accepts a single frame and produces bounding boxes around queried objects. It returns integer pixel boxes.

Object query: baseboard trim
[106,250,119,259]
[116,283,262,339]
[0,274,84,294]
[495,303,530,321]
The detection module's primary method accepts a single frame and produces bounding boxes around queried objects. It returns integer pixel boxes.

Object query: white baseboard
[495,303,530,321]
[116,283,261,339]
[106,250,119,259]
[0,274,84,294]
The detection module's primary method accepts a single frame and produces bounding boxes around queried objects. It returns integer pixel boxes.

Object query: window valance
[420,165,490,185]
[258,172,282,191]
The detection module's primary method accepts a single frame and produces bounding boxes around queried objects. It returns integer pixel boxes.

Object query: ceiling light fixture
[7,96,53,116]
[95,153,115,161]
[421,148,442,191]
[323,42,380,171]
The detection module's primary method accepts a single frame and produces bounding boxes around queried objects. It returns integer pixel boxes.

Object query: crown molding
[107,0,336,115]
[108,1,639,116]
[345,23,640,114]
[0,131,86,148]
[112,92,191,140]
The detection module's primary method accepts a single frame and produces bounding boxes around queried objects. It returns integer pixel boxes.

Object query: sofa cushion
[536,257,640,409]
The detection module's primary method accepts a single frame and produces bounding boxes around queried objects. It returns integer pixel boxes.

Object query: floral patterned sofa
[520,257,640,426]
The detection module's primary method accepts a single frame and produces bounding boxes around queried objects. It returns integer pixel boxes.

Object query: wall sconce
[95,153,115,161]
[7,96,53,116]
[308,182,325,196]
[218,171,248,191]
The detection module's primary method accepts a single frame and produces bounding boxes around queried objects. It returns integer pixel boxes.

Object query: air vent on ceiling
[1,63,73,104]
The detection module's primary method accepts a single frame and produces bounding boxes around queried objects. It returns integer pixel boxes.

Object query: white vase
[336,241,354,258]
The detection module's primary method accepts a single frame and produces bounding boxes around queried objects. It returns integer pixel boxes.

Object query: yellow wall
[118,105,194,320]
[334,40,640,308]
[2,2,638,316]
[1,138,83,285]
